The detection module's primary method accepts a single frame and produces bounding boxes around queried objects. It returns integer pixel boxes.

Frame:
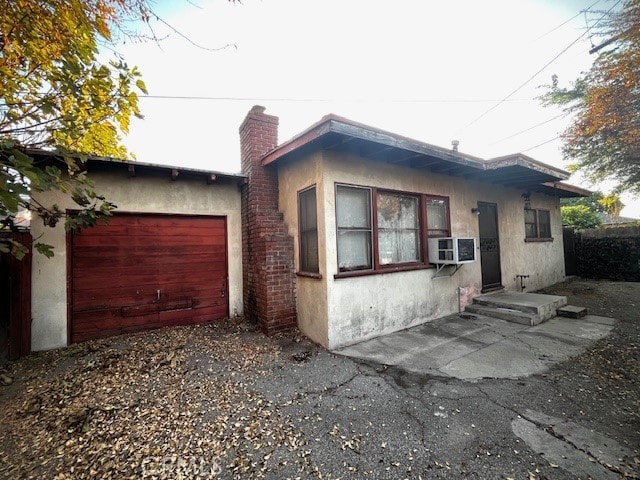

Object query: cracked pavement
[1,278,639,479]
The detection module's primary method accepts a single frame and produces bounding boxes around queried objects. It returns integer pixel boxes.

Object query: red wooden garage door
[69,214,228,343]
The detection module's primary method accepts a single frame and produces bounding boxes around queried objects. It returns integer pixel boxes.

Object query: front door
[478,202,503,292]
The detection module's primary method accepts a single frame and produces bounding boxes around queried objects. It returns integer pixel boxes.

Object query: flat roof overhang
[262,115,588,196]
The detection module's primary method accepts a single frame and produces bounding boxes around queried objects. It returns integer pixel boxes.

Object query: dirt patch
[0,321,322,479]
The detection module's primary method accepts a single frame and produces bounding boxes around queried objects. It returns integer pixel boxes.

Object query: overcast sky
[118,0,639,216]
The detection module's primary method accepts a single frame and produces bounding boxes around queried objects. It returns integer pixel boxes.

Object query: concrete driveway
[334,312,617,379]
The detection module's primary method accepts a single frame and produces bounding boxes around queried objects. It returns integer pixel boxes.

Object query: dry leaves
[0,321,321,479]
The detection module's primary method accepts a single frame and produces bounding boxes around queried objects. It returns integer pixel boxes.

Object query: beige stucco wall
[31,169,243,351]
[277,154,329,346]
[278,151,565,349]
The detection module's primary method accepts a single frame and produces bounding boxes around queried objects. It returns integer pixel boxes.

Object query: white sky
[119,0,640,217]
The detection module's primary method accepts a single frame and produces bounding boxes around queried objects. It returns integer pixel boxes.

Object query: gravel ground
[0,278,638,479]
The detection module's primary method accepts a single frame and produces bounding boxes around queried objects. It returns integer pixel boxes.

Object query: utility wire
[534,0,601,41]
[461,0,621,131]
[138,94,536,103]
[490,114,564,145]
[522,135,561,153]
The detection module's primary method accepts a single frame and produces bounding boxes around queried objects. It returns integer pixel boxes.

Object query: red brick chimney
[240,106,297,333]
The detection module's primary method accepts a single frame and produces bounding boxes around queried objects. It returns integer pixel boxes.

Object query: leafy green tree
[0,0,150,258]
[560,191,606,213]
[561,205,603,229]
[542,0,640,195]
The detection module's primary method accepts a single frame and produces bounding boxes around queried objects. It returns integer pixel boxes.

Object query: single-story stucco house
[23,106,589,352]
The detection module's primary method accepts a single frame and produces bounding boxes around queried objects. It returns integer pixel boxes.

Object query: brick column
[240,106,297,333]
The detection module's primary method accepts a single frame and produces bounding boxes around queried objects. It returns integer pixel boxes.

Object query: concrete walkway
[334,312,617,379]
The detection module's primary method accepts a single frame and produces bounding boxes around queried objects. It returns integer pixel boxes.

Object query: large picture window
[377,192,420,265]
[298,186,319,273]
[335,184,450,275]
[525,208,552,240]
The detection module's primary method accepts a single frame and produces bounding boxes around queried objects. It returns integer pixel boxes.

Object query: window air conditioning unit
[428,237,477,265]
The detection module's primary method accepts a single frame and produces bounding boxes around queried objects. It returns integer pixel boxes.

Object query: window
[336,185,373,271]
[298,186,319,273]
[525,208,552,240]
[335,184,451,275]
[377,192,420,265]
[426,197,449,237]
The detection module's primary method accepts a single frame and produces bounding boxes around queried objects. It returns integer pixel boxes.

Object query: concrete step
[464,304,541,326]
[470,292,567,323]
[557,305,589,319]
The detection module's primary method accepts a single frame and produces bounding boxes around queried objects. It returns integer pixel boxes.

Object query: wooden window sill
[334,264,433,279]
[525,237,554,243]
[296,271,322,279]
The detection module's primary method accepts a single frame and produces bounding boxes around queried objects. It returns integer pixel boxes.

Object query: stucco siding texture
[31,170,243,351]
[277,152,329,346]
[312,152,563,349]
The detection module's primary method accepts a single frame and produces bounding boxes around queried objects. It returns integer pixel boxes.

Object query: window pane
[299,188,317,231]
[524,209,537,238]
[427,198,447,232]
[336,186,371,228]
[377,194,418,229]
[377,192,419,265]
[338,231,372,270]
[538,210,551,238]
[301,231,319,272]
[299,187,319,273]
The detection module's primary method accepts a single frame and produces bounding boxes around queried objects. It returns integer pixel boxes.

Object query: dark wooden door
[0,232,32,360]
[478,202,503,292]
[563,227,577,276]
[69,214,229,343]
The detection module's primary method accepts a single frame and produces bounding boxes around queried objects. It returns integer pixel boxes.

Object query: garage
[69,213,229,343]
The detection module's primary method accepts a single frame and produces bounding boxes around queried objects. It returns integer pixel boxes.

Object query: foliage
[561,205,603,229]
[560,191,606,213]
[0,0,150,257]
[541,0,640,195]
[598,193,625,217]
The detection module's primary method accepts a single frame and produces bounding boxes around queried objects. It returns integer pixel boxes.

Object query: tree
[561,205,603,229]
[0,0,151,258]
[598,193,625,218]
[560,191,606,213]
[542,0,640,195]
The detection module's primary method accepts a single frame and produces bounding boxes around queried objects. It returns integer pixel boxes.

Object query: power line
[534,0,601,41]
[490,114,564,145]
[138,94,536,103]
[522,135,561,153]
[460,0,622,131]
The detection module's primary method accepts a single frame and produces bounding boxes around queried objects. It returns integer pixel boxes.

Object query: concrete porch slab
[334,312,616,380]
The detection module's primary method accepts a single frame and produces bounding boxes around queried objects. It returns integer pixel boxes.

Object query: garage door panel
[71,248,227,268]
[73,233,226,248]
[70,214,229,343]
[78,224,225,238]
[71,286,226,311]
[73,269,226,292]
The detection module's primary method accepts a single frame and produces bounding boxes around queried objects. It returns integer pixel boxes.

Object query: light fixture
[521,191,532,210]
[471,207,480,215]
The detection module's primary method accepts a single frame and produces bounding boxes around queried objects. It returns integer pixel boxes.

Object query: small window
[298,186,319,273]
[525,208,552,239]
[377,192,420,265]
[336,185,373,271]
[426,197,450,237]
